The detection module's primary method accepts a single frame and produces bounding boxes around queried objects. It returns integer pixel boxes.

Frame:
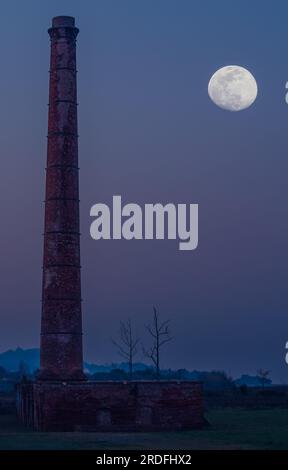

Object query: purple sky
[0,0,288,381]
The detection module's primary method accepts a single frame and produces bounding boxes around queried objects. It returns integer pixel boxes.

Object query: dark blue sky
[0,0,288,381]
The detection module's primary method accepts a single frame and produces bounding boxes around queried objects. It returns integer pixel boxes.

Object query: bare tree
[143,306,173,378]
[257,369,270,389]
[112,319,139,379]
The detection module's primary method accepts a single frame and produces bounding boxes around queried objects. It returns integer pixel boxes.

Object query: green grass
[0,409,288,450]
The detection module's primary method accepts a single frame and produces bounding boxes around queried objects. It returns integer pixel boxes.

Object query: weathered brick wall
[17,381,204,431]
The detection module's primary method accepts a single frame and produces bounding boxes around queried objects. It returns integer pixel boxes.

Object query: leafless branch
[112,318,139,379]
[143,306,173,378]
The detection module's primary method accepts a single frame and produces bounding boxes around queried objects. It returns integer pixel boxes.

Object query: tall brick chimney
[16,16,204,433]
[39,16,85,381]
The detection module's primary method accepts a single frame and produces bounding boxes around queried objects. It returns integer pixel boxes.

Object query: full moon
[208,65,258,111]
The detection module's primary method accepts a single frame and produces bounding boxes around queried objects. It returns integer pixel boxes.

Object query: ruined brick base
[17,381,204,432]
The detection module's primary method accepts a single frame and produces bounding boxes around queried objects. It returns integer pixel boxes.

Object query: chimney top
[52,16,75,28]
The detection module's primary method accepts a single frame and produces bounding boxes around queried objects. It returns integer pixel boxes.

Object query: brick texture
[17,381,204,431]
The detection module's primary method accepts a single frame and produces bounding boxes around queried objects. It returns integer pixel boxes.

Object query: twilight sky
[0,0,288,381]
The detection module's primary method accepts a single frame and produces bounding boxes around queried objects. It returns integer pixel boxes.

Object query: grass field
[0,408,288,450]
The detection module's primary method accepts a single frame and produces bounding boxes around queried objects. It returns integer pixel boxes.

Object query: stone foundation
[17,380,204,431]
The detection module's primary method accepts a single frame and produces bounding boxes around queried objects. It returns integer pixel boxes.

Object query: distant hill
[0,348,39,373]
[0,348,150,375]
[0,348,274,387]
[83,361,151,374]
